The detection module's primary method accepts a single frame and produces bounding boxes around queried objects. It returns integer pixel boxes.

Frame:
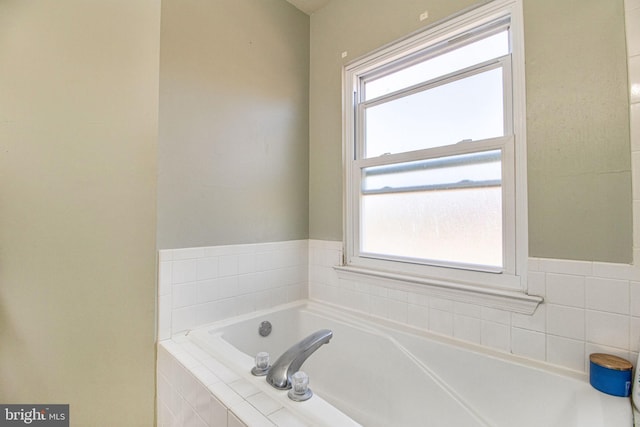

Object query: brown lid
[590,353,633,371]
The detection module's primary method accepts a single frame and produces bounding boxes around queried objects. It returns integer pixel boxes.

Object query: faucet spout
[266,329,333,389]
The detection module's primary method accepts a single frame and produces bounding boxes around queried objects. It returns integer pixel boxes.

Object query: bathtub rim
[185,301,363,427]
[185,298,633,426]
[191,298,587,382]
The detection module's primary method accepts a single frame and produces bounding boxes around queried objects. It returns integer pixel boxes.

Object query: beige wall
[157,0,310,250]
[309,0,632,263]
[0,1,159,426]
[525,0,631,262]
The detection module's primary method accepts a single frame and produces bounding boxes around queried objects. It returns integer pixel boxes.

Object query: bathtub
[189,300,633,427]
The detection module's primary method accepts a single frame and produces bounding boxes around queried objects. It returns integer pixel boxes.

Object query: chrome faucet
[266,329,333,389]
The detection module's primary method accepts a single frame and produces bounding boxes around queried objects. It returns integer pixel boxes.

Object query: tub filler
[186,301,632,427]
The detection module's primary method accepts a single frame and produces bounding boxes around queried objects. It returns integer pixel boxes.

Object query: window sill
[334,265,543,315]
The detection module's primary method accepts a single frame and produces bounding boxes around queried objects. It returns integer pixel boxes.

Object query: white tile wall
[630,55,640,104]
[631,0,640,105]
[157,337,322,427]
[156,340,298,427]
[157,240,308,340]
[309,240,640,373]
[628,8,640,58]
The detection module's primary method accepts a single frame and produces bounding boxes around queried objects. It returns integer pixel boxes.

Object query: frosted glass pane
[365,30,509,100]
[361,189,502,268]
[360,151,502,268]
[364,68,503,158]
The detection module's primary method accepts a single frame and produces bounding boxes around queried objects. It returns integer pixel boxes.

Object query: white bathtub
[189,301,633,427]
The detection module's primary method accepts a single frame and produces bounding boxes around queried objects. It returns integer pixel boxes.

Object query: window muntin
[345,4,525,286]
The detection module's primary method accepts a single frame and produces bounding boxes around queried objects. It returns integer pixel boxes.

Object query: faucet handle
[288,371,313,401]
[251,351,270,376]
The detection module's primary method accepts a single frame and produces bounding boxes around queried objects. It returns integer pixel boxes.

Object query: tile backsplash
[157,240,308,340]
[309,240,640,373]
[158,238,639,374]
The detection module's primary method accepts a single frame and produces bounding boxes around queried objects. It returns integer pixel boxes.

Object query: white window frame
[338,0,540,313]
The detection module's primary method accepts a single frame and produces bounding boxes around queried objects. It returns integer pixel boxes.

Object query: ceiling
[285,0,331,15]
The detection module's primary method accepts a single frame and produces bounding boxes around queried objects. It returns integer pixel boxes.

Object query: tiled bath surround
[157,339,311,427]
[309,240,640,374]
[158,240,308,340]
[157,240,310,426]
[158,240,640,426]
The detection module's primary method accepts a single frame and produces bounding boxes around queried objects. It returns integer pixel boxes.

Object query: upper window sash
[356,58,512,160]
[358,18,511,103]
[359,55,509,110]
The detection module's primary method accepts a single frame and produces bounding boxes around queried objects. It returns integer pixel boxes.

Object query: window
[342,0,532,304]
